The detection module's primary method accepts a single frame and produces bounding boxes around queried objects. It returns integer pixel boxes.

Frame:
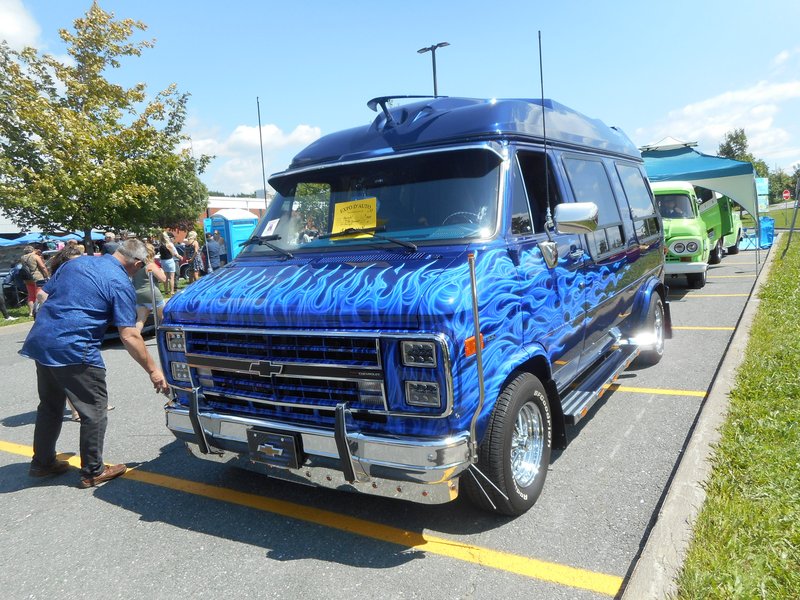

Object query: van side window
[563,157,624,256]
[615,163,660,240]
[510,159,533,235]
[516,151,560,233]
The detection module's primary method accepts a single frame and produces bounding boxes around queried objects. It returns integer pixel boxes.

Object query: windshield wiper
[239,234,294,258]
[318,226,417,252]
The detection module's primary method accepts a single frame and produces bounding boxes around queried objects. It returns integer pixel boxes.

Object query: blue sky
[3,0,799,195]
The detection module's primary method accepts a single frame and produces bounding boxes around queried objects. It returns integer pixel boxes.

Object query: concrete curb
[621,239,779,599]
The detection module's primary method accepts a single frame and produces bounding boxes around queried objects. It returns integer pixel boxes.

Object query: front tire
[462,373,552,516]
[687,270,706,289]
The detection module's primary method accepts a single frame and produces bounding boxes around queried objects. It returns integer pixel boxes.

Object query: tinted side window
[616,164,657,218]
[563,157,624,257]
[615,163,660,240]
[563,157,621,227]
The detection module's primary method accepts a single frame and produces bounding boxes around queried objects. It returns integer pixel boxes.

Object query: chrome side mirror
[554,202,599,235]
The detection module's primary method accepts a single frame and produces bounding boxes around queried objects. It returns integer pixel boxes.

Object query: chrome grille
[186,331,381,367]
[183,329,386,416]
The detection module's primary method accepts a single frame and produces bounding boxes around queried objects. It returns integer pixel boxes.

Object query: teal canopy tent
[641,141,758,219]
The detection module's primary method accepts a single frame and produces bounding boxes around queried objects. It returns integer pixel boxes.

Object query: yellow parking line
[672,326,735,331]
[603,384,707,398]
[0,439,622,596]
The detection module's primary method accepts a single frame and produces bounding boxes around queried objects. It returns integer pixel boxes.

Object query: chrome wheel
[511,401,545,488]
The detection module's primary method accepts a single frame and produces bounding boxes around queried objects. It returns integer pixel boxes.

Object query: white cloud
[0,0,40,49]
[188,123,322,194]
[636,80,800,169]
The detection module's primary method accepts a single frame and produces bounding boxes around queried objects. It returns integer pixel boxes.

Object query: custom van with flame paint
[158,96,670,515]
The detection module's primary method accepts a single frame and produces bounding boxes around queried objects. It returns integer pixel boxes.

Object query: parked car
[157,96,671,515]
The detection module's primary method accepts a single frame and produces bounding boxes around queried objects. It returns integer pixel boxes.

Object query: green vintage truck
[652,181,743,288]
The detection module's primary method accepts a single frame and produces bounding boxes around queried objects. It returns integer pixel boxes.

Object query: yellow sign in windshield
[331,197,377,238]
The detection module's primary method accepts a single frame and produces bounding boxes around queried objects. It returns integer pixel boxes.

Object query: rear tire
[636,294,665,366]
[708,239,723,264]
[462,373,552,516]
[727,231,741,254]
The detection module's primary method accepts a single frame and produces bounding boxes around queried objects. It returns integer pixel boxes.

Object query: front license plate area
[247,428,303,469]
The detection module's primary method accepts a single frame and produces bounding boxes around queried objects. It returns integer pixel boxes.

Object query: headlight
[401,341,437,368]
[673,242,686,254]
[686,241,699,253]
[405,381,440,407]
[170,362,192,382]
[166,331,186,353]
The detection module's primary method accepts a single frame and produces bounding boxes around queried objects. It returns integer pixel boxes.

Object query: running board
[560,345,639,425]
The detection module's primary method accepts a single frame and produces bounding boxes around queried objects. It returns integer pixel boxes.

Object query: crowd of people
[4,228,227,318]
[5,227,227,488]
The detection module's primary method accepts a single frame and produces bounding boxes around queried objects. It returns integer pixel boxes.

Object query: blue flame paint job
[161,231,654,442]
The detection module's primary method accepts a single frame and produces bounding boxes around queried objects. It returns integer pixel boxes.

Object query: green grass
[742,206,800,229]
[675,235,800,599]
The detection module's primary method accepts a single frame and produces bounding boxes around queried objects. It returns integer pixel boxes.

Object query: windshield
[656,193,694,220]
[240,148,501,256]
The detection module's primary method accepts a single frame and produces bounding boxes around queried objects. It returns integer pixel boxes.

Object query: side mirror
[554,202,599,234]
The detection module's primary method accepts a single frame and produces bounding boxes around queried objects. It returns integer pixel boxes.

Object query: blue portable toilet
[206,208,258,261]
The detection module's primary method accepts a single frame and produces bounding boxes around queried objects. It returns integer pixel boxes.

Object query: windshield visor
[242,148,502,255]
[656,194,694,219]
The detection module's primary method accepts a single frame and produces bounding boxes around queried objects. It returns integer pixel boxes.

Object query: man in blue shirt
[20,239,169,488]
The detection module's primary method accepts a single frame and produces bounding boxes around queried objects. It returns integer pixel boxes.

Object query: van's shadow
[75,440,517,569]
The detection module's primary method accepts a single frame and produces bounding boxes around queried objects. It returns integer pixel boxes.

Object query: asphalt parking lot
[0,248,767,600]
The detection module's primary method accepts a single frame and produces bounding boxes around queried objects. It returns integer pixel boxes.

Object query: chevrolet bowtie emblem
[257,443,284,457]
[249,360,283,377]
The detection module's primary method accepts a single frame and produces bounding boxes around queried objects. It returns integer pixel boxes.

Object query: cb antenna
[257,97,269,211]
[538,31,554,240]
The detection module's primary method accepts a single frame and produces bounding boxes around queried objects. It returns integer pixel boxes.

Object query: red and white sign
[783,189,791,201]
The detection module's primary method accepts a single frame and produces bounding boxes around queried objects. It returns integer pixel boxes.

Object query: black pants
[0,289,8,318]
[32,363,109,478]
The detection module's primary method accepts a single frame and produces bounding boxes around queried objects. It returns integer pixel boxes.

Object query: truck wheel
[727,231,741,255]
[462,373,552,516]
[708,239,723,264]
[636,295,665,366]
[687,271,706,289]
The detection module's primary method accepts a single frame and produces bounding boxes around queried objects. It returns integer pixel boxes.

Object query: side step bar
[560,345,639,425]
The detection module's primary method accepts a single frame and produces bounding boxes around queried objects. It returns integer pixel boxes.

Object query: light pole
[417,42,449,97]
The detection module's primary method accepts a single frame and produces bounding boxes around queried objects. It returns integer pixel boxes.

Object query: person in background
[101,232,119,255]
[203,233,221,273]
[213,230,227,265]
[133,243,167,332]
[20,245,49,318]
[184,231,201,282]
[0,281,17,321]
[158,231,178,295]
[20,238,169,488]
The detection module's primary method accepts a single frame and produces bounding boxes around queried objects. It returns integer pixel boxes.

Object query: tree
[717,128,769,177]
[0,2,210,246]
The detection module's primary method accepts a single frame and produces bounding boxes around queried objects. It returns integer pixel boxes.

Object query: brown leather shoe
[78,463,127,488]
[29,459,70,477]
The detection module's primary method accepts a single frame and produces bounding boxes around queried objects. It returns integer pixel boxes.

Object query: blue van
[158,96,670,515]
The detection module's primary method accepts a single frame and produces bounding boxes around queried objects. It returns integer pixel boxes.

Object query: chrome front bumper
[165,406,470,504]
[665,261,707,275]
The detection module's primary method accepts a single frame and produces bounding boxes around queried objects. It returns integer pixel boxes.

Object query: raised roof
[277,97,640,176]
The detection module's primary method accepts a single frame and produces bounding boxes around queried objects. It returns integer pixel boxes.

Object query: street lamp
[417,42,450,97]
